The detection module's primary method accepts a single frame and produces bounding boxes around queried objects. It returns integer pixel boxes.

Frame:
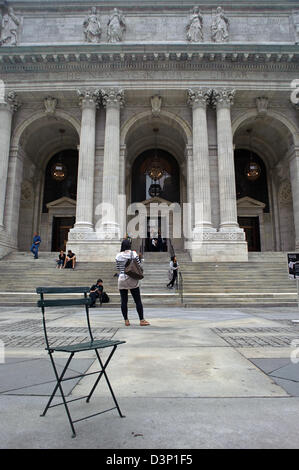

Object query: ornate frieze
[83,7,102,43]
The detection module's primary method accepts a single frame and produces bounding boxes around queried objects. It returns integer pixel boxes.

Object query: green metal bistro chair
[36,286,126,438]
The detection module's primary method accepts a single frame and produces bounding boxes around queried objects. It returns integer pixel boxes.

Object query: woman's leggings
[119,287,144,320]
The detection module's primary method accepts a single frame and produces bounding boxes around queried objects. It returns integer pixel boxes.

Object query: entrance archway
[233,114,296,251]
[123,113,189,253]
[15,114,79,251]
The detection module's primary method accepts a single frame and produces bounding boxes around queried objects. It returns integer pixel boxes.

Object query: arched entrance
[14,114,79,252]
[132,148,180,251]
[122,112,190,253]
[233,113,296,251]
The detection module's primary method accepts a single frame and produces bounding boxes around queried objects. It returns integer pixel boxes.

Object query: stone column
[98,88,124,239]
[289,146,299,249]
[0,92,19,229]
[4,146,24,237]
[187,88,215,234]
[213,88,240,231]
[73,89,99,232]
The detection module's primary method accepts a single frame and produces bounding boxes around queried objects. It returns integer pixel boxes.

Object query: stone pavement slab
[1,305,299,448]
[0,357,94,395]
[1,395,299,449]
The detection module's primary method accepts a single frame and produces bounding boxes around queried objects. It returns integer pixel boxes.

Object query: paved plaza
[1,305,299,449]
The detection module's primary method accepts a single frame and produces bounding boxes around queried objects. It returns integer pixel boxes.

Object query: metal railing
[168,238,184,305]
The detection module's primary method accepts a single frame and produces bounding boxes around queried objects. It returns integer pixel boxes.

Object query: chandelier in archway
[51,129,67,182]
[245,129,261,182]
[145,128,166,197]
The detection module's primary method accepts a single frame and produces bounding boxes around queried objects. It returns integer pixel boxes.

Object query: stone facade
[0,1,298,261]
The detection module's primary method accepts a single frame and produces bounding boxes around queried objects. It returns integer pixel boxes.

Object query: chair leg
[41,352,77,438]
[86,346,125,418]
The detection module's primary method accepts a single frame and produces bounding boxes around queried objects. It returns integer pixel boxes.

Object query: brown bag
[124,251,144,280]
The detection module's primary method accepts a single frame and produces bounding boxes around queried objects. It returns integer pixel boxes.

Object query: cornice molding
[7,1,299,11]
[0,44,298,75]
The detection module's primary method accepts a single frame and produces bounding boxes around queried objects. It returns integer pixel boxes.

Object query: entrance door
[52,217,75,252]
[145,216,167,252]
[238,217,261,252]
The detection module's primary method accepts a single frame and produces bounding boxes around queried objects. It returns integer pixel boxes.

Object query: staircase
[0,251,297,308]
[180,252,298,307]
[0,251,181,307]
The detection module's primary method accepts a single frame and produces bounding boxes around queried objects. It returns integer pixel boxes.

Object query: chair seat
[46,339,126,353]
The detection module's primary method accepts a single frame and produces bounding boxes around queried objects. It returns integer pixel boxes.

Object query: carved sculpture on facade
[0,7,20,46]
[186,6,204,42]
[83,7,102,43]
[211,6,229,43]
[151,95,162,118]
[44,96,58,115]
[256,97,269,117]
[292,11,299,44]
[107,8,126,43]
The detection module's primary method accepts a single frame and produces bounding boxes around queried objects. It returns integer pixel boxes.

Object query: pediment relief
[237,196,266,209]
[46,197,76,209]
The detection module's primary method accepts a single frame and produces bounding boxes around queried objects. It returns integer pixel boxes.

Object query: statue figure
[211,6,229,42]
[0,7,20,46]
[186,6,203,42]
[107,8,126,43]
[83,7,101,43]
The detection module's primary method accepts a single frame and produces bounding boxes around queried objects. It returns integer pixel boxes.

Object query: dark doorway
[145,216,168,252]
[52,217,75,252]
[43,149,78,213]
[238,217,261,252]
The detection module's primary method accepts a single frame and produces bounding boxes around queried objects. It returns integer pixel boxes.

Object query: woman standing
[167,256,179,289]
[116,239,150,327]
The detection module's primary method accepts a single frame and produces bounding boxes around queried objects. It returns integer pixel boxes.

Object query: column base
[71,222,94,232]
[66,237,121,262]
[0,228,18,260]
[186,231,248,262]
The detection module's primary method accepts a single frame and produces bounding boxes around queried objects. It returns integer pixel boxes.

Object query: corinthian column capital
[187,88,211,109]
[0,91,20,113]
[211,88,235,108]
[77,88,100,109]
[101,88,125,108]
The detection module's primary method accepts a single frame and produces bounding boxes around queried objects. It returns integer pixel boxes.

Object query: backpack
[101,292,110,303]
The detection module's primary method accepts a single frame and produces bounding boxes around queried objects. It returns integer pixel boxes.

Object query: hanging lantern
[51,129,67,181]
[245,160,261,182]
[145,128,166,198]
[245,128,261,182]
[51,161,67,181]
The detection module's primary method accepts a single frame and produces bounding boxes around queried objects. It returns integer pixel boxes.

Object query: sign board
[287,253,299,280]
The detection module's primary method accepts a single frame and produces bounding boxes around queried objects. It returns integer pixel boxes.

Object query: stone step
[0,250,296,308]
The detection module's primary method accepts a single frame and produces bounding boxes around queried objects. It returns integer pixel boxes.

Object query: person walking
[167,255,179,289]
[115,238,150,327]
[30,232,41,259]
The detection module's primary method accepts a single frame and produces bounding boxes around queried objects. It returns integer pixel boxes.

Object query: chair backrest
[36,286,94,349]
